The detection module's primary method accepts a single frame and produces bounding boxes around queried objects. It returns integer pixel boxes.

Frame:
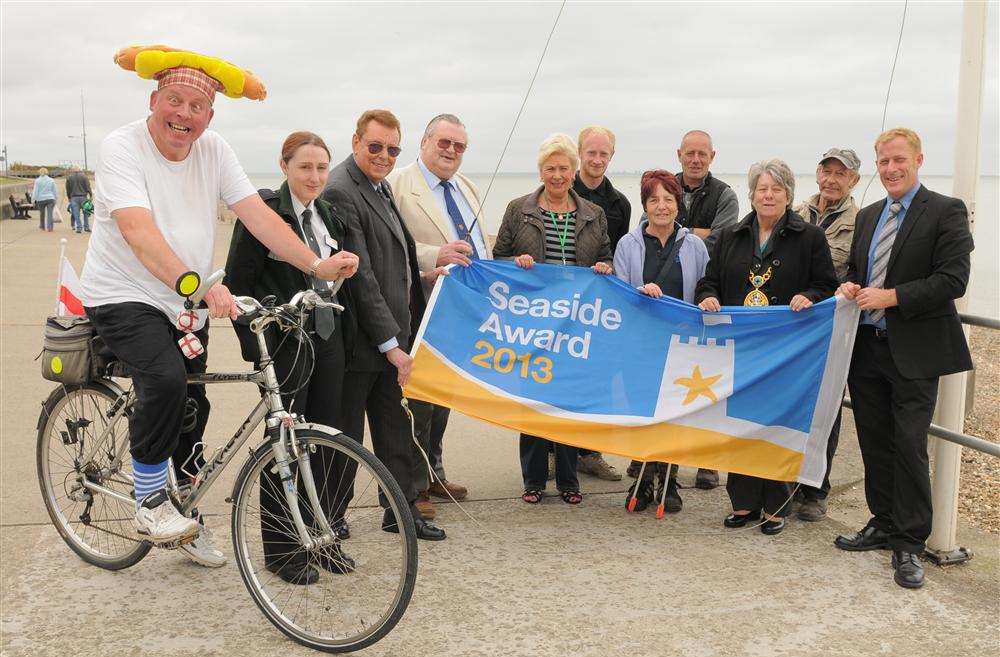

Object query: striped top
[542,209,577,265]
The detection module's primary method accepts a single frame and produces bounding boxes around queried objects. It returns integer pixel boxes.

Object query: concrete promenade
[1,218,997,657]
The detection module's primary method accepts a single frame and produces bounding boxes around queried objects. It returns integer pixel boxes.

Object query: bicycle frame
[78,325,339,551]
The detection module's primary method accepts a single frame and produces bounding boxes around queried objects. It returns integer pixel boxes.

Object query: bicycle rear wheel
[36,382,150,570]
[230,428,417,653]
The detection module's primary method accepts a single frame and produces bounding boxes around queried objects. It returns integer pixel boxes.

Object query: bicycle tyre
[230,428,417,653]
[36,381,151,570]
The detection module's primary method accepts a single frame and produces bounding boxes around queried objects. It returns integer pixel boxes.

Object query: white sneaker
[179,522,227,568]
[133,490,200,543]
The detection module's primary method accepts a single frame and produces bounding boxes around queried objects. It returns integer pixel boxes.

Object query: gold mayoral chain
[744,266,772,307]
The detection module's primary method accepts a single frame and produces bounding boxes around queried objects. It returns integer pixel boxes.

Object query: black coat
[696,209,838,307]
[322,155,425,372]
[847,185,973,379]
[223,181,356,363]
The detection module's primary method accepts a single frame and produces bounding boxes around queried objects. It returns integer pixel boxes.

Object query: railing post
[925,0,987,565]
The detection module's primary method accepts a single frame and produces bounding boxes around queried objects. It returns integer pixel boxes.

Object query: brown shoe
[695,468,719,490]
[427,480,468,501]
[415,491,436,519]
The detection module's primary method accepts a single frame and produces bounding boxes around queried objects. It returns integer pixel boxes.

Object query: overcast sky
[2,1,997,176]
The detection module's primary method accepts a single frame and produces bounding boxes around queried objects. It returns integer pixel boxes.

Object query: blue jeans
[69,196,91,231]
[36,199,55,230]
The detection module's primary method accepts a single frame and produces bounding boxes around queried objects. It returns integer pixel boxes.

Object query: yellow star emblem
[673,365,722,406]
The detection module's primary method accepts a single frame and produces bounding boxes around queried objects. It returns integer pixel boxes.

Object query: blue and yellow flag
[404,261,859,486]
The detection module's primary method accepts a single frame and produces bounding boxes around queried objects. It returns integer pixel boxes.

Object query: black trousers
[340,368,419,508]
[259,318,348,566]
[726,473,793,518]
[848,328,938,553]
[801,399,844,501]
[521,435,578,492]
[408,399,450,492]
[85,302,209,471]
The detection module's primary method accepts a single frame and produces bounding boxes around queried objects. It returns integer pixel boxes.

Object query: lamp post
[67,90,88,171]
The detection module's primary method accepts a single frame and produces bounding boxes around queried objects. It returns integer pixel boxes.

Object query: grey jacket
[613,221,710,303]
[794,194,858,282]
[492,186,613,267]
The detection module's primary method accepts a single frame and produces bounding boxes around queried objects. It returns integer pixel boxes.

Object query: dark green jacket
[223,181,356,363]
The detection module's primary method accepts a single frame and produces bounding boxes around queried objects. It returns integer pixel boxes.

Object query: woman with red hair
[612,169,710,514]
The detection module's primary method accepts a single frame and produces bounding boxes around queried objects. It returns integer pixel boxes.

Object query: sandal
[560,490,583,505]
[522,489,543,504]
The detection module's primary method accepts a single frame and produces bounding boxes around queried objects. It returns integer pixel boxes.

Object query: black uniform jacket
[224,181,356,363]
[846,185,973,379]
[696,209,838,307]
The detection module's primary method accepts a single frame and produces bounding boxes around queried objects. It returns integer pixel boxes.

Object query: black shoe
[332,518,350,540]
[317,542,356,575]
[381,507,447,541]
[892,550,925,589]
[414,517,446,541]
[266,560,319,585]
[664,482,683,513]
[835,524,891,551]
[723,510,761,528]
[761,517,785,535]
[695,468,719,490]
[625,479,654,512]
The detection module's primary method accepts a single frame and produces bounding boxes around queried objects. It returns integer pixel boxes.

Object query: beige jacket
[794,194,858,282]
[387,162,488,275]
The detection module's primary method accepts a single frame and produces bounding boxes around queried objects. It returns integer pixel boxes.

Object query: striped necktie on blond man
[867,201,903,324]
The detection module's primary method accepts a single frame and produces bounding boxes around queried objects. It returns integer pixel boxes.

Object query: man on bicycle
[79,48,359,566]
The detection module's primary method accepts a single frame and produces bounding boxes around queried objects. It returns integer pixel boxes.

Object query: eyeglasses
[436,138,467,154]
[365,141,402,157]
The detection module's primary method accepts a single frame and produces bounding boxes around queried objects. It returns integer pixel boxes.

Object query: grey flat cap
[819,147,861,171]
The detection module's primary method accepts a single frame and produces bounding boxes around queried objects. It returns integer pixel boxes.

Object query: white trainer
[179,522,227,568]
[133,490,200,543]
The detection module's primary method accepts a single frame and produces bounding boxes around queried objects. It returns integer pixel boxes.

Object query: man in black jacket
[570,125,631,481]
[322,109,448,541]
[675,129,740,490]
[675,130,739,251]
[835,128,974,589]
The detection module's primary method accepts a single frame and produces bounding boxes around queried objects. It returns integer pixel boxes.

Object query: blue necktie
[441,181,480,259]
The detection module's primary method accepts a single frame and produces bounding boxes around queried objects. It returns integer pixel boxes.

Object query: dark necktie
[441,180,480,259]
[867,201,903,324]
[300,207,335,340]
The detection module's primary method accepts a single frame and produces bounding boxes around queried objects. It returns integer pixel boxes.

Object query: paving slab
[2,217,997,656]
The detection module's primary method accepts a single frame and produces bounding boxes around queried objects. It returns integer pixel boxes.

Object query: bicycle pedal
[153,533,198,550]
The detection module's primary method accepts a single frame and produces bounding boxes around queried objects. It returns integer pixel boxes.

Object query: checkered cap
[155,66,223,102]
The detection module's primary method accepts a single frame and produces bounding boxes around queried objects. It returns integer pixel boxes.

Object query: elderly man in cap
[791,147,861,521]
[80,47,358,567]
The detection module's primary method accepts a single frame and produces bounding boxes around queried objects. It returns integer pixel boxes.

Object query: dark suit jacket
[846,184,973,379]
[322,155,425,372]
[695,209,838,307]
[223,181,356,363]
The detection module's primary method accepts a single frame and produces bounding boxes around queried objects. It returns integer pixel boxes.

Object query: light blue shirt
[416,158,489,259]
[32,175,57,202]
[862,182,921,329]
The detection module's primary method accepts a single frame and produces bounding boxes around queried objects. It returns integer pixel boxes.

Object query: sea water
[249,172,999,317]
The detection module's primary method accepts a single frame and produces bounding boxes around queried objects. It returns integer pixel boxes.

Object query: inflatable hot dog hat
[114,44,267,101]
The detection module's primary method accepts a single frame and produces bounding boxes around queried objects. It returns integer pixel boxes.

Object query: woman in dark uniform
[225,131,359,583]
[695,158,837,535]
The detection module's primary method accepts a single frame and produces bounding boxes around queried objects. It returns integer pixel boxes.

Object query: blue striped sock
[133,459,169,511]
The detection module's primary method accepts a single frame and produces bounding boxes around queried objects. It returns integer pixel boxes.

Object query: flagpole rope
[858,0,909,208]
[465,0,567,241]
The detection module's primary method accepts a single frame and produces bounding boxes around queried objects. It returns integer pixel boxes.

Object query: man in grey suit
[322,109,448,541]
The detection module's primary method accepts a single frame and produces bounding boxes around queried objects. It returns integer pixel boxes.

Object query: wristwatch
[308,257,322,277]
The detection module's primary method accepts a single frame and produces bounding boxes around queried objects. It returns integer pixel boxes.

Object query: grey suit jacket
[322,155,425,372]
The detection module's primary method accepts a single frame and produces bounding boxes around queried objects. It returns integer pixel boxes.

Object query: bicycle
[36,275,418,653]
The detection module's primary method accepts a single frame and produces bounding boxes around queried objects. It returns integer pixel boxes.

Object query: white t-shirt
[81,119,256,330]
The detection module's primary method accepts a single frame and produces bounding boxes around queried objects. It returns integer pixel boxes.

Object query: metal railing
[842,310,999,459]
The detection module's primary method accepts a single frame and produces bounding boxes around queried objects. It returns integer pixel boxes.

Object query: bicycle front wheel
[230,428,417,653]
[36,382,150,570]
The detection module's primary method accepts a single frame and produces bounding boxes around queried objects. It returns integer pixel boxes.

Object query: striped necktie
[867,201,903,324]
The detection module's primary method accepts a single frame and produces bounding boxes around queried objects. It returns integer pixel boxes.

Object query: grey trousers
[408,399,449,492]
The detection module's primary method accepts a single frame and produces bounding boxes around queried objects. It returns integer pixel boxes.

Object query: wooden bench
[8,194,33,219]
